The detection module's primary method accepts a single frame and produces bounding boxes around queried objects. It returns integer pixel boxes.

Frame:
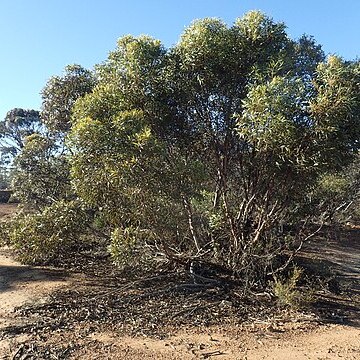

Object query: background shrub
[7,200,89,264]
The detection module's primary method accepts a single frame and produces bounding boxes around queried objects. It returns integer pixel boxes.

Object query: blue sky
[1,0,359,120]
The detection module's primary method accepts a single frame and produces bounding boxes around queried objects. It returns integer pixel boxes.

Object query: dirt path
[0,247,69,356]
[59,319,358,359]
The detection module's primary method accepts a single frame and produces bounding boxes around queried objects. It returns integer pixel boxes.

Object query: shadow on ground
[0,263,67,294]
[297,226,360,328]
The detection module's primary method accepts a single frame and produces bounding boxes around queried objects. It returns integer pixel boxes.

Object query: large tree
[69,12,360,285]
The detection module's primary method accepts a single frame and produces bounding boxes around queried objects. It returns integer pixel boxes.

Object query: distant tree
[312,152,360,223]
[12,133,72,208]
[0,166,11,189]
[0,108,42,164]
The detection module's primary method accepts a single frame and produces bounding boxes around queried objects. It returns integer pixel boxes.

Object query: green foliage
[41,64,96,134]
[9,65,96,209]
[70,109,161,221]
[273,267,309,308]
[0,167,12,189]
[272,266,314,310]
[7,200,88,264]
[108,226,154,269]
[311,57,360,167]
[311,153,360,222]
[2,66,97,266]
[68,11,360,285]
[0,108,42,165]
[11,134,71,208]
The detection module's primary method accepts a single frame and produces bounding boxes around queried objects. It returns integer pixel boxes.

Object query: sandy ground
[0,204,359,359]
[0,247,69,356]
[68,323,359,359]
[0,204,19,220]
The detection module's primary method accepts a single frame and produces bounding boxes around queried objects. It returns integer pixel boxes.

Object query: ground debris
[14,269,259,338]
[8,342,77,360]
[1,217,359,359]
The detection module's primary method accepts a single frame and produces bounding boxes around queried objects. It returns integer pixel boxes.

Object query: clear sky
[1,0,359,120]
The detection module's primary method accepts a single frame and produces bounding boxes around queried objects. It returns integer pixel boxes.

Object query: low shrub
[7,200,89,264]
[272,267,312,308]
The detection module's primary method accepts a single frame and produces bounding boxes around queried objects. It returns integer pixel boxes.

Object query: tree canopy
[68,11,359,282]
[41,64,96,134]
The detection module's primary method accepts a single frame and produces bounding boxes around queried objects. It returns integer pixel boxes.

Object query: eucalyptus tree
[69,12,360,285]
[12,133,72,208]
[0,108,42,165]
